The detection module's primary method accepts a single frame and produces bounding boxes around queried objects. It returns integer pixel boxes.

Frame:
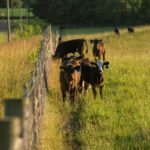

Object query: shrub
[14,18,47,38]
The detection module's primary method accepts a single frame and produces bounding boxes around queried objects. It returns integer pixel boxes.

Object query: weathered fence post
[4,99,24,136]
[0,117,22,150]
[4,99,24,117]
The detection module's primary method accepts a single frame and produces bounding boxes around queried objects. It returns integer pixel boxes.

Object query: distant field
[0,8,33,17]
[40,26,150,149]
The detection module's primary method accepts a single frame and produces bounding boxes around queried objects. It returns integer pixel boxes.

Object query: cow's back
[55,39,85,57]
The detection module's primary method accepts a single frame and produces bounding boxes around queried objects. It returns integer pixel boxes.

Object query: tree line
[1,0,150,26]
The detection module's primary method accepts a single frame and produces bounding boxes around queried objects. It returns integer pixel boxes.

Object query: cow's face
[60,65,80,82]
[60,65,81,90]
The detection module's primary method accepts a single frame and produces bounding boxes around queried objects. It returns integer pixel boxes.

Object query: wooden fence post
[0,117,22,150]
[4,99,24,116]
[4,99,24,136]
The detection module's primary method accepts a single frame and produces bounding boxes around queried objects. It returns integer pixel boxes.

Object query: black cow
[90,39,105,61]
[128,27,134,33]
[53,39,88,59]
[114,27,120,35]
[79,59,107,99]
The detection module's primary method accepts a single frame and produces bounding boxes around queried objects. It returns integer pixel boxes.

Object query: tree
[31,0,150,26]
[140,0,150,23]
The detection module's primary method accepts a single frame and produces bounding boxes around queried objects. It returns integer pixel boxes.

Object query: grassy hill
[40,26,150,150]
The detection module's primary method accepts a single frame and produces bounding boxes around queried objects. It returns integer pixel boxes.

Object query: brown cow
[90,39,105,61]
[60,59,81,102]
[97,40,105,61]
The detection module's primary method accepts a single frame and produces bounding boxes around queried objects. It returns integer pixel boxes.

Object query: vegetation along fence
[0,25,60,150]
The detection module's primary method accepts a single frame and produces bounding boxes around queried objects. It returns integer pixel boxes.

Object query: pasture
[40,26,150,149]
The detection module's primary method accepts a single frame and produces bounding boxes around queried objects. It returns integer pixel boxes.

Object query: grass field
[40,26,150,150]
[0,34,42,117]
[0,8,33,17]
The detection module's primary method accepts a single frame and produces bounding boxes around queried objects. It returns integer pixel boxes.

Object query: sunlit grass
[40,26,150,149]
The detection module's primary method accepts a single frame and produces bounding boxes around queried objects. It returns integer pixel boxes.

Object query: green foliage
[27,51,38,64]
[14,18,47,38]
[0,8,33,17]
[32,0,150,26]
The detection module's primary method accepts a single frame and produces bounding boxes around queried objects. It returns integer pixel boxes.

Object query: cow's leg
[69,88,75,104]
[62,90,66,102]
[81,52,84,58]
[84,82,89,95]
[94,56,97,62]
[92,86,97,99]
[61,85,66,102]
[78,79,83,94]
[79,48,84,57]
[99,86,103,99]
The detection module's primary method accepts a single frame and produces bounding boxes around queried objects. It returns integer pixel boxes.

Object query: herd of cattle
[52,27,134,102]
[52,38,109,102]
[114,27,134,35]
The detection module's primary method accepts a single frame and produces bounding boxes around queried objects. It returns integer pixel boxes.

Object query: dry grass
[0,35,42,117]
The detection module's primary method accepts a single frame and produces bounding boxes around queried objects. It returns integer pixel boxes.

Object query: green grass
[0,8,33,17]
[40,26,150,149]
[0,32,7,44]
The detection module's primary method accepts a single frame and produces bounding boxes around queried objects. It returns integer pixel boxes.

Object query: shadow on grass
[114,130,150,150]
[63,98,85,150]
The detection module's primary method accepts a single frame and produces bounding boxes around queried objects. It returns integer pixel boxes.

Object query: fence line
[0,25,60,150]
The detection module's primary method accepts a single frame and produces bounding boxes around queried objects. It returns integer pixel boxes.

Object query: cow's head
[60,64,80,81]
[90,39,103,46]
[96,60,103,71]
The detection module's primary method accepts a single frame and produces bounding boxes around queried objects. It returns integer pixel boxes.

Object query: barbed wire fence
[0,25,60,150]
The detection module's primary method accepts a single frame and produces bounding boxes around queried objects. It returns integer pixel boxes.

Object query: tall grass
[0,35,42,117]
[40,26,150,149]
